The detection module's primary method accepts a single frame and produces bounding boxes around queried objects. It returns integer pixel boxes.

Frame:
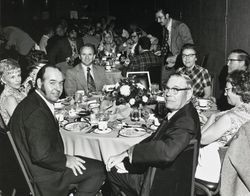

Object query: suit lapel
[92,65,100,90]
[170,19,178,50]
[34,92,59,128]
[76,64,88,91]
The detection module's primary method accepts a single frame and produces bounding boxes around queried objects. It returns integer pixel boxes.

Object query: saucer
[94,128,112,134]
[196,105,211,110]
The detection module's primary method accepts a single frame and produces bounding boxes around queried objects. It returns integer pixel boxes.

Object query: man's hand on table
[66,155,86,176]
[106,151,128,172]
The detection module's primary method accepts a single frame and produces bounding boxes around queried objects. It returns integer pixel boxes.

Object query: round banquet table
[60,127,150,164]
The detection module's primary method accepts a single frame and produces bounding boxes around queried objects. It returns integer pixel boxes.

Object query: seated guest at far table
[127,36,163,72]
[106,73,201,196]
[195,70,250,184]
[64,44,108,96]
[176,44,212,98]
[9,65,106,196]
[0,59,26,125]
[97,30,117,58]
[48,25,83,66]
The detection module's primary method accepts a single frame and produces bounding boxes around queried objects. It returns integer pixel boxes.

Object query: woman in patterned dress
[195,70,250,183]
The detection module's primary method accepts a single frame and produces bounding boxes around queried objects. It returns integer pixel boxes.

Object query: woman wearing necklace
[0,58,26,125]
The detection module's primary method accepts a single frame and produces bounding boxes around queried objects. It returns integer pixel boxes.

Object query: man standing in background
[155,8,193,84]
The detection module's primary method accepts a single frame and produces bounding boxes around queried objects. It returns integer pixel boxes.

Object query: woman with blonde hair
[98,30,117,57]
[0,58,26,125]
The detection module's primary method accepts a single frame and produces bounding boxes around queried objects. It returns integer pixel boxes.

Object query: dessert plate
[119,128,146,137]
[64,122,91,132]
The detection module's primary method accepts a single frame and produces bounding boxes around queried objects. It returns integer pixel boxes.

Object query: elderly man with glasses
[106,73,201,196]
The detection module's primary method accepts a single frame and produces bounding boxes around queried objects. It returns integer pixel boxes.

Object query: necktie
[87,67,96,93]
[161,28,171,58]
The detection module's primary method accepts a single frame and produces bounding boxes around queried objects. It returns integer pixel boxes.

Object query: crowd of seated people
[2,10,250,196]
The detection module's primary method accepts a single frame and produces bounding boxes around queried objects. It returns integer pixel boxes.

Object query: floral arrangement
[107,76,150,107]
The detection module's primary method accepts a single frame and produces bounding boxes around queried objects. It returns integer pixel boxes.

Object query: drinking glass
[151,83,160,95]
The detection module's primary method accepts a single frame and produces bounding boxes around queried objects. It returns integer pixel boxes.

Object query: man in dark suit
[64,44,108,96]
[9,65,105,196]
[106,73,201,196]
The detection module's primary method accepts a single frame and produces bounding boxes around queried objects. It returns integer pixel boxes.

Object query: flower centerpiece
[107,76,150,107]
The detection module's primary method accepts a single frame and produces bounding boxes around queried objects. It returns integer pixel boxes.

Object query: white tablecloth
[60,128,150,164]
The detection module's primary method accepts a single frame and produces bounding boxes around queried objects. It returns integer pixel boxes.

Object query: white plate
[64,122,91,132]
[196,105,211,110]
[94,128,112,134]
[119,128,146,137]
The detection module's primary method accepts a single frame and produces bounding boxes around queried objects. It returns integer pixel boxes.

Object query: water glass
[130,108,140,121]
[151,83,160,95]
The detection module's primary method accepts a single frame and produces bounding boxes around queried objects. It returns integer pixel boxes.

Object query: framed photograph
[126,71,151,90]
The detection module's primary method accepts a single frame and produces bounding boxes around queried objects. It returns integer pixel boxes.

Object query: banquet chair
[149,139,199,196]
[6,130,36,196]
[194,146,228,196]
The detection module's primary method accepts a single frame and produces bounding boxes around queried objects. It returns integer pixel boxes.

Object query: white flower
[120,85,131,96]
[136,83,145,89]
[142,96,148,103]
[129,98,135,106]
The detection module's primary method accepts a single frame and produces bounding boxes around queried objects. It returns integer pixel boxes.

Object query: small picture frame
[126,71,151,90]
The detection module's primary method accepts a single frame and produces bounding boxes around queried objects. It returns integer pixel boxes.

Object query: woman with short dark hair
[195,70,250,183]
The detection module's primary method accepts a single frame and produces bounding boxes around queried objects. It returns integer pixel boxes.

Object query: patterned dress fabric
[195,103,250,183]
[177,65,211,97]
[0,86,26,125]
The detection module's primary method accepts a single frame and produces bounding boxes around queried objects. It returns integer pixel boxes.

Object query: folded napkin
[115,162,128,173]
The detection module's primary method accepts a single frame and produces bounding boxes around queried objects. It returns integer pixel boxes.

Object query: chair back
[147,66,162,88]
[6,131,35,196]
[149,139,198,196]
[194,146,229,196]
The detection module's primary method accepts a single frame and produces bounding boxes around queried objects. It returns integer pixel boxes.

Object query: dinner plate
[119,128,146,137]
[64,122,91,132]
[196,105,211,110]
[94,128,112,134]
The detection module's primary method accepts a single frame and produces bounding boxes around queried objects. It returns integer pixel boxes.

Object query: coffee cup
[98,121,108,130]
[105,65,111,71]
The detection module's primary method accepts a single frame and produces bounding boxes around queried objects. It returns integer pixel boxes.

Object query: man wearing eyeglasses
[106,73,201,196]
[218,49,250,110]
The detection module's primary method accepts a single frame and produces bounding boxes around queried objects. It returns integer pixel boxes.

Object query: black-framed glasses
[182,54,196,58]
[227,59,244,62]
[164,87,191,95]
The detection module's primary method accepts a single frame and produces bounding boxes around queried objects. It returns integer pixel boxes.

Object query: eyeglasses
[165,87,191,95]
[182,54,196,58]
[227,59,244,63]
